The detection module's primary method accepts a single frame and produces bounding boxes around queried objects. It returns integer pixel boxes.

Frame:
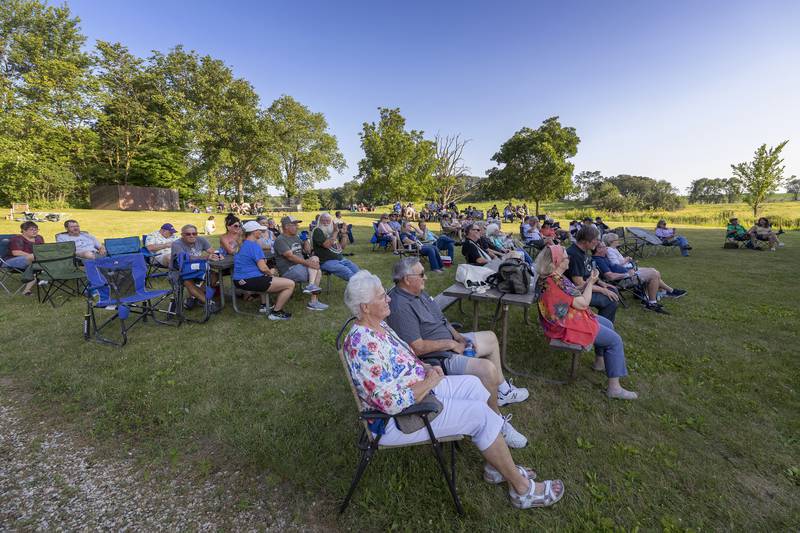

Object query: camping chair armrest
[420,351,454,370]
[359,399,443,422]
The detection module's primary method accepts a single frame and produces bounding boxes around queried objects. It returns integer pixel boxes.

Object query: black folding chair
[336,317,465,515]
[0,234,25,295]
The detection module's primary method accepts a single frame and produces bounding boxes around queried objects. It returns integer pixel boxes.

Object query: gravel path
[0,385,313,531]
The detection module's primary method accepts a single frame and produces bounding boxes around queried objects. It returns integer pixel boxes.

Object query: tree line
[1,0,344,207]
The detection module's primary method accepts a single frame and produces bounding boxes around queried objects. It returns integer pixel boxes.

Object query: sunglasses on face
[183,232,197,236]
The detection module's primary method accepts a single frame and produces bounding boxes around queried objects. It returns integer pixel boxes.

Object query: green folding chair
[32,242,87,307]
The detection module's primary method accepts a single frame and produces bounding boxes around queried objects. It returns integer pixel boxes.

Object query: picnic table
[442,283,538,379]
[209,251,276,309]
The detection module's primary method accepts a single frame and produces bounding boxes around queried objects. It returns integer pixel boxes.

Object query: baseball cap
[161,223,176,234]
[242,221,268,232]
[281,215,302,226]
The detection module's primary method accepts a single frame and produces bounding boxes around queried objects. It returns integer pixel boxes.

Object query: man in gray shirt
[272,216,327,311]
[169,224,221,312]
[386,257,530,448]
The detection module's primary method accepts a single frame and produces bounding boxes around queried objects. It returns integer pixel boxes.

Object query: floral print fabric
[537,275,599,347]
[343,322,426,415]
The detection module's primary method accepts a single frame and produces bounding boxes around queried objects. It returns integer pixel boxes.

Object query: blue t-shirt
[399,231,418,244]
[594,255,628,275]
[233,239,266,280]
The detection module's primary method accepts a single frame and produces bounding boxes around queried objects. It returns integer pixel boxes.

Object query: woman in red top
[535,244,638,400]
[4,221,45,295]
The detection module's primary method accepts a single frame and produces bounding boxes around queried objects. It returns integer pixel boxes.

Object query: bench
[434,292,459,312]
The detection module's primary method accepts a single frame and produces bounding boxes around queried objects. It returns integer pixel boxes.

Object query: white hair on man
[392,257,421,283]
[344,270,384,317]
[317,212,334,238]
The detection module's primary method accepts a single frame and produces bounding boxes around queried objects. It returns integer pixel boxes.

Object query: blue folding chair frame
[171,252,213,324]
[105,236,141,256]
[83,253,175,346]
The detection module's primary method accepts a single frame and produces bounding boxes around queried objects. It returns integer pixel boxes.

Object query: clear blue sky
[62,0,799,192]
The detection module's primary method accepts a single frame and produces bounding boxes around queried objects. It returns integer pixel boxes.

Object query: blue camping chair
[0,234,26,295]
[104,236,141,256]
[83,254,174,346]
[370,222,392,252]
[141,234,171,284]
[170,252,214,324]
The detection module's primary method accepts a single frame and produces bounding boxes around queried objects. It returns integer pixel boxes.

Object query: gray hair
[318,212,332,223]
[180,224,197,234]
[344,270,384,317]
[602,232,619,245]
[392,257,421,283]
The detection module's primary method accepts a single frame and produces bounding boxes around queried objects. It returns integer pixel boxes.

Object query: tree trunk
[534,199,540,216]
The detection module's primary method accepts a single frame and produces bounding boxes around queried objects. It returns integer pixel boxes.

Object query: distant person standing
[204,216,216,236]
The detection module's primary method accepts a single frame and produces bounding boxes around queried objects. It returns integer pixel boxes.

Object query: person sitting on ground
[462,223,494,266]
[725,217,750,244]
[566,226,619,322]
[418,221,455,262]
[655,219,691,256]
[145,223,179,267]
[4,221,44,295]
[170,224,222,313]
[521,216,545,249]
[750,217,784,251]
[342,270,565,508]
[386,258,531,447]
[233,220,295,320]
[535,245,638,400]
[593,241,680,314]
[56,219,106,260]
[204,216,216,236]
[377,214,400,253]
[486,223,533,265]
[273,217,328,311]
[219,213,243,255]
[399,221,444,272]
[312,213,361,280]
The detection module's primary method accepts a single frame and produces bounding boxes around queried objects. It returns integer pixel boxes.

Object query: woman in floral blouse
[534,245,638,400]
[342,270,564,509]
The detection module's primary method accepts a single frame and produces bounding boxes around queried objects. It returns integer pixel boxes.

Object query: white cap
[242,221,268,232]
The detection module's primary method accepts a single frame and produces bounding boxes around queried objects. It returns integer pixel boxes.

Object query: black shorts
[234,275,272,292]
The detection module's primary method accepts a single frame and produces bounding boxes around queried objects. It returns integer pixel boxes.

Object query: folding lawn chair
[170,252,214,324]
[0,234,25,295]
[626,227,678,257]
[83,254,175,346]
[336,317,465,515]
[32,242,87,307]
[142,234,170,284]
[105,236,141,256]
[370,222,392,252]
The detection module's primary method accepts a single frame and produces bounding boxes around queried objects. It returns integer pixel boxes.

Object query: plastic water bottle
[656,290,666,301]
[463,342,476,357]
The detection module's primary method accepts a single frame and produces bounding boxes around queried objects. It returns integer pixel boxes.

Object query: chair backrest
[33,242,79,277]
[175,251,208,280]
[0,234,14,260]
[84,254,148,301]
[336,317,374,439]
[105,236,141,256]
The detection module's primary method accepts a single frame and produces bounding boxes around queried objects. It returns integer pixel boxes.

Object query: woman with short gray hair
[341,271,564,509]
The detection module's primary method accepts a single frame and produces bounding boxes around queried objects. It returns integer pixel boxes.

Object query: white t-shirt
[56,232,100,254]
[204,220,216,234]
[606,246,633,268]
[145,230,178,257]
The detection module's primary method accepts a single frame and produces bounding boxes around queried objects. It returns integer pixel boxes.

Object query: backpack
[487,258,532,295]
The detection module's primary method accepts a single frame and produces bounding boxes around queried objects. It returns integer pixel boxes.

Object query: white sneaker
[497,380,530,406]
[501,414,527,448]
[778,242,785,247]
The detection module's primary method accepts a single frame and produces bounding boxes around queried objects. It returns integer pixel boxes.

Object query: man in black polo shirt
[566,225,619,322]
[385,257,529,448]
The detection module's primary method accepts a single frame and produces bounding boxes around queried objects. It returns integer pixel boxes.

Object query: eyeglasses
[407,272,427,279]
[182,232,197,236]
[230,223,240,227]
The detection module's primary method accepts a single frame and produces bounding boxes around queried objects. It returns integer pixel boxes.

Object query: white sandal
[484,464,536,484]
[509,478,565,509]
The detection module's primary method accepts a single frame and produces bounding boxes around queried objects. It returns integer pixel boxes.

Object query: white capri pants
[377,375,504,451]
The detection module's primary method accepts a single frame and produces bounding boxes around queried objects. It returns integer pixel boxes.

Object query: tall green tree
[731,141,789,216]
[484,117,579,215]
[356,107,437,204]
[266,95,345,201]
[786,175,800,201]
[0,0,95,205]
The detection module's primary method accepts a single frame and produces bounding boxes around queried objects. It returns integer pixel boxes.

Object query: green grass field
[1,209,799,530]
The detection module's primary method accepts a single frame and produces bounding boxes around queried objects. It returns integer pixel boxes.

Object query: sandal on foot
[484,464,537,484]
[509,479,565,509]
[607,388,638,400]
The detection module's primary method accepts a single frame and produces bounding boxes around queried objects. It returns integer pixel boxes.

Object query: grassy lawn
[1,209,798,530]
